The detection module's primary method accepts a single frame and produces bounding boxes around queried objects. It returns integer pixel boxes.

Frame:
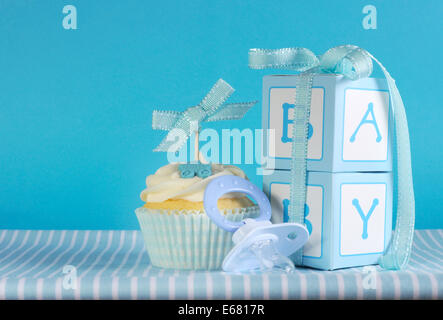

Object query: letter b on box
[262,74,392,172]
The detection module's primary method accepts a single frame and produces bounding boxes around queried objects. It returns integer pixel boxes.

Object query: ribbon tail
[153,115,194,152]
[369,54,415,270]
[152,110,182,131]
[206,101,258,122]
[288,73,315,266]
[152,110,190,152]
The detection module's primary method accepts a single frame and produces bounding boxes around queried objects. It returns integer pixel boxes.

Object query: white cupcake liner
[135,206,259,270]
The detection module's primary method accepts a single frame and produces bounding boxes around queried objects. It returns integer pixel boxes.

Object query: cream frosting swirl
[140,163,248,202]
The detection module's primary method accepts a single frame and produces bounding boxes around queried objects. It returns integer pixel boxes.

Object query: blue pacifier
[203,175,310,273]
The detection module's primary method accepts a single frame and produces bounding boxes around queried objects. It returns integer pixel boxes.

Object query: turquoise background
[0,0,442,229]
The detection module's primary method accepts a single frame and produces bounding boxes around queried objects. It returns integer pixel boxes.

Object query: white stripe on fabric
[411,244,443,270]
[130,277,138,300]
[336,273,345,300]
[299,273,307,300]
[425,230,443,249]
[101,231,127,275]
[168,276,175,300]
[112,277,119,300]
[17,230,67,278]
[127,246,145,277]
[187,272,194,300]
[427,273,439,299]
[408,257,438,274]
[409,264,438,299]
[55,277,62,300]
[354,273,364,300]
[93,277,100,300]
[409,253,432,270]
[80,231,114,278]
[71,231,103,277]
[243,275,251,300]
[150,277,157,300]
[92,232,126,299]
[0,278,6,300]
[262,274,270,300]
[390,272,401,300]
[414,232,443,256]
[0,229,440,300]
[409,261,441,300]
[205,272,213,300]
[36,278,44,300]
[376,272,383,300]
[17,278,25,300]
[0,230,43,276]
[407,271,419,300]
[0,230,8,246]
[224,275,232,300]
[317,273,326,300]
[281,274,288,300]
[0,230,31,265]
[34,230,78,278]
[5,231,55,278]
[406,262,421,272]
[74,279,81,300]
[111,230,137,277]
[48,230,90,278]
[413,239,443,263]
[0,230,19,256]
[410,250,441,271]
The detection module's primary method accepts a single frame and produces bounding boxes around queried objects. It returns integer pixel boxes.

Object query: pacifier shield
[222,222,309,273]
[203,176,310,273]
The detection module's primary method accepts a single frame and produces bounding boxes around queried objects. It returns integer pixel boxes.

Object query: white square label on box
[269,183,323,258]
[340,183,386,255]
[342,89,390,161]
[268,88,324,160]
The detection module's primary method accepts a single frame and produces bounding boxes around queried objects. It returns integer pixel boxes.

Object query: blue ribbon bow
[152,79,257,152]
[249,45,415,270]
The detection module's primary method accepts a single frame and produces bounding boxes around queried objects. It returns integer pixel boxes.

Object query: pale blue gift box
[262,74,393,172]
[263,169,393,270]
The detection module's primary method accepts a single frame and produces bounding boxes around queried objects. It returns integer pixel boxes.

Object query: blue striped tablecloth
[0,229,441,300]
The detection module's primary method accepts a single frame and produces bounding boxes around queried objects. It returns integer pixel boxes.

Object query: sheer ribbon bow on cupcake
[152,78,256,178]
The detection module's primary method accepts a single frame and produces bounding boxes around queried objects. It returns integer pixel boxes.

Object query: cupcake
[135,163,259,270]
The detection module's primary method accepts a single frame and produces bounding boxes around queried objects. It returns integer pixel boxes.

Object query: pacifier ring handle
[203,176,272,232]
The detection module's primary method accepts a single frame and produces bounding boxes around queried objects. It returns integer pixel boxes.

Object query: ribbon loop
[319,46,373,80]
[249,47,320,71]
[183,106,207,124]
[152,110,181,131]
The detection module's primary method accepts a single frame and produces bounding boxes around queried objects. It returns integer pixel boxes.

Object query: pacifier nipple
[249,238,296,273]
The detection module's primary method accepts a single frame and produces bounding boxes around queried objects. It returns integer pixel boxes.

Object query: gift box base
[264,170,393,270]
